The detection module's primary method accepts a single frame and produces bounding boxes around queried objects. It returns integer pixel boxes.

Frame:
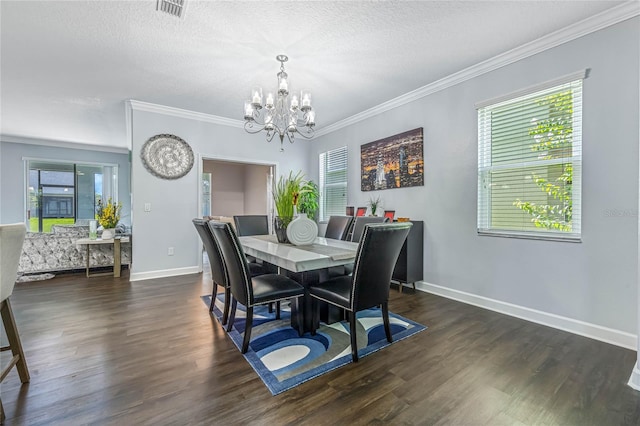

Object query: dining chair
[233,215,269,236]
[310,222,412,362]
[0,223,30,422]
[350,216,388,243]
[324,215,354,240]
[383,210,396,221]
[208,221,305,353]
[355,207,367,217]
[193,219,266,324]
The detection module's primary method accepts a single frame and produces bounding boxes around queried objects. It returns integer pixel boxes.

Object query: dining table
[239,234,359,332]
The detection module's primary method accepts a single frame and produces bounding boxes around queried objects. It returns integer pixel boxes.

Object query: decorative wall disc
[140,134,194,180]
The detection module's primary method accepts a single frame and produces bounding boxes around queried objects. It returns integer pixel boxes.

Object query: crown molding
[0,134,129,154]
[127,100,245,128]
[315,1,639,138]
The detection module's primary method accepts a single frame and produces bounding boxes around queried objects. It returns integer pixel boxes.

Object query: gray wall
[0,140,131,226]
[244,164,270,215]
[309,18,640,334]
[130,109,309,278]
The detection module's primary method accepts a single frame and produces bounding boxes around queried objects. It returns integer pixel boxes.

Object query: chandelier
[243,55,316,151]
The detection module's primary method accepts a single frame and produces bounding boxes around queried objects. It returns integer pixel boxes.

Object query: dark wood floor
[1,269,639,425]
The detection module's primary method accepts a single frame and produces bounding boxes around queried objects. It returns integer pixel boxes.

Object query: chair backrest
[209,221,252,306]
[233,215,269,236]
[324,216,354,240]
[192,218,227,288]
[0,223,27,303]
[350,216,388,243]
[345,206,355,216]
[355,207,367,217]
[350,223,412,311]
[383,210,395,221]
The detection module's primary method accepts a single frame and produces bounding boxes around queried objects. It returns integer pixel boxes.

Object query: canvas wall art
[361,128,424,191]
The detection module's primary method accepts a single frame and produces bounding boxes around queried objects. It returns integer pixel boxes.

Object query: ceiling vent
[157,0,186,18]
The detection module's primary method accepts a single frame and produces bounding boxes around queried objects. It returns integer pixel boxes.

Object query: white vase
[101,228,115,240]
[286,214,318,246]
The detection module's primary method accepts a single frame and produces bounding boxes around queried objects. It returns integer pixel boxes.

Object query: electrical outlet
[144,203,151,212]
[168,247,174,256]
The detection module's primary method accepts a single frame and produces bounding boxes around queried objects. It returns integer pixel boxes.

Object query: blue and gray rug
[201,294,426,395]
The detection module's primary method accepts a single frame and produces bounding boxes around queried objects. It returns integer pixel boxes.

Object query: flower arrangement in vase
[272,171,318,244]
[96,197,122,239]
[273,171,305,243]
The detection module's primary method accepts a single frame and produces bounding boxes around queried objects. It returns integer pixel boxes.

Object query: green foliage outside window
[513,90,573,231]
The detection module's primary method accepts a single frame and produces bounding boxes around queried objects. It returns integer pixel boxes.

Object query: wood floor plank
[1,269,638,425]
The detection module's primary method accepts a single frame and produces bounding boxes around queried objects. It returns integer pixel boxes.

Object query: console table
[392,220,423,292]
[76,236,130,278]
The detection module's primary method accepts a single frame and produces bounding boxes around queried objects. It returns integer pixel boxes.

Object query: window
[319,146,348,222]
[477,74,583,241]
[27,160,118,233]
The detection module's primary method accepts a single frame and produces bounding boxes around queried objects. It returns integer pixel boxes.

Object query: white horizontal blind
[477,79,582,240]
[319,146,348,222]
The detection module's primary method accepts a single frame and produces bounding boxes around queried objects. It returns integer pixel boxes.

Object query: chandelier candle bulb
[301,91,311,108]
[266,93,274,108]
[251,87,263,106]
[290,95,299,109]
[244,101,254,120]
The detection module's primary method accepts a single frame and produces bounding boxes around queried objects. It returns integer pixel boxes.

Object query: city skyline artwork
[360,127,424,192]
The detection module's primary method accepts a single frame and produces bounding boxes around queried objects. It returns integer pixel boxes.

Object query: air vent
[157,0,186,18]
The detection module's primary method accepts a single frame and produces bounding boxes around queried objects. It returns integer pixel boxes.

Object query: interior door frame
[195,153,279,272]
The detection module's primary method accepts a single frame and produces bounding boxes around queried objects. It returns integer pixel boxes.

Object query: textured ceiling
[0,0,627,149]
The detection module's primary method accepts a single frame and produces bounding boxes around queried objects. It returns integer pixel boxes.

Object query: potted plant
[368,195,382,216]
[298,180,319,221]
[96,197,122,239]
[273,171,306,243]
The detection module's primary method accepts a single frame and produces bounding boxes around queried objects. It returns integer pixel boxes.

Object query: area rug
[201,294,426,395]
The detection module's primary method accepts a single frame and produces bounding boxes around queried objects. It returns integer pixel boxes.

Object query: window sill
[477,230,581,243]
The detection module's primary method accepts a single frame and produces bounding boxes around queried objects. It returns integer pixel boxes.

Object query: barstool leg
[1,299,29,383]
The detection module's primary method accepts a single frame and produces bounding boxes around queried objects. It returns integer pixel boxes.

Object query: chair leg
[275,301,281,320]
[349,311,358,362]
[221,287,231,325]
[0,299,30,383]
[226,298,237,332]
[310,298,318,336]
[296,298,304,337]
[209,283,218,313]
[242,306,254,353]
[0,397,4,424]
[382,301,393,343]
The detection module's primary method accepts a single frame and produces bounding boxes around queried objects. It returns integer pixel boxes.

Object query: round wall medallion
[140,134,194,180]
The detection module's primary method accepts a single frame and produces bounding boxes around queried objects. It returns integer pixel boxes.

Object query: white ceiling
[0,0,629,149]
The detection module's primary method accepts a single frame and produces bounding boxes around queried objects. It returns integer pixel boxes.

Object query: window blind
[319,146,348,222]
[477,79,582,241]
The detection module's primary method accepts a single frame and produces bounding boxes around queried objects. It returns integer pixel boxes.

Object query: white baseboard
[416,281,637,351]
[129,266,201,282]
[628,362,640,391]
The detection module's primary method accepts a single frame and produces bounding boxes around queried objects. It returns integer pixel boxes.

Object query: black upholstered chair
[193,219,265,325]
[209,221,305,353]
[233,215,269,236]
[350,216,388,243]
[310,222,412,362]
[324,215,354,240]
